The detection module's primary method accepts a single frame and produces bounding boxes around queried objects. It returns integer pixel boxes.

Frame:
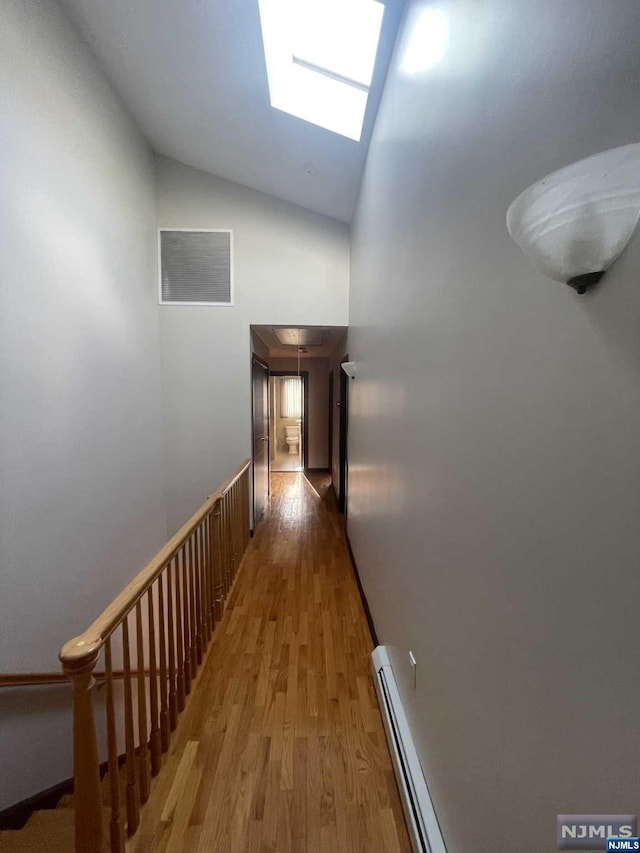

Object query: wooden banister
[0,672,71,687]
[59,459,252,667]
[57,458,252,853]
[0,670,152,688]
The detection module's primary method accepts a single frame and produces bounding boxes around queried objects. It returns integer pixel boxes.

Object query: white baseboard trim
[371,646,447,853]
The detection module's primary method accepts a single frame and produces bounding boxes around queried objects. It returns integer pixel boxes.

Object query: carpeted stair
[0,769,121,853]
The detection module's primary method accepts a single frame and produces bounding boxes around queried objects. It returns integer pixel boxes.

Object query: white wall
[347,2,640,852]
[0,0,167,809]
[269,358,330,469]
[156,157,349,532]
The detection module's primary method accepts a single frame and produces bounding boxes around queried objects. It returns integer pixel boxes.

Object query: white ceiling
[252,325,347,359]
[59,0,405,223]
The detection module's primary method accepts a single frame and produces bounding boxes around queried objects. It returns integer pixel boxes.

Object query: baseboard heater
[371,646,447,853]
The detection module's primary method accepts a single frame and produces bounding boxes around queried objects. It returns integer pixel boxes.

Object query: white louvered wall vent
[159,229,233,306]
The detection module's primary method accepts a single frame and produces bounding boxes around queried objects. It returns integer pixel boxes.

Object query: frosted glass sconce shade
[506,144,640,293]
[341,361,357,379]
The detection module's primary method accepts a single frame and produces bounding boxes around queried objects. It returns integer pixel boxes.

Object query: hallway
[129,472,411,852]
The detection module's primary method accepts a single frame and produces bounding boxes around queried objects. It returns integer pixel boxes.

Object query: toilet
[285,425,300,455]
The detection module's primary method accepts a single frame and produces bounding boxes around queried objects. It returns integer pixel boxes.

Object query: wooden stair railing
[0,670,155,688]
[58,459,252,853]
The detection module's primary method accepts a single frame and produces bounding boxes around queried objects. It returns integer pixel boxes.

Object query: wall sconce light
[506,143,640,294]
[341,361,357,379]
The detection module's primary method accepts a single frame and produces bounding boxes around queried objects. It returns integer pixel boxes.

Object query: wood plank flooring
[128,472,411,853]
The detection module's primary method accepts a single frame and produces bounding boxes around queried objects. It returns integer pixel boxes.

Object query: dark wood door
[252,356,269,527]
[328,370,334,477]
[338,362,348,514]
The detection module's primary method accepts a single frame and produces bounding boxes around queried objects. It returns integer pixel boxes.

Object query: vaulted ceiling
[59,0,405,223]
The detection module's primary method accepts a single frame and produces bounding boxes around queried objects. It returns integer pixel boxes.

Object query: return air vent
[159,229,233,306]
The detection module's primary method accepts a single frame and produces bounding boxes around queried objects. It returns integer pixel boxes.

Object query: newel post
[60,640,105,853]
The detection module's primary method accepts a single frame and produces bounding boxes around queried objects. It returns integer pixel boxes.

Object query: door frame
[251,354,270,529]
[270,371,310,471]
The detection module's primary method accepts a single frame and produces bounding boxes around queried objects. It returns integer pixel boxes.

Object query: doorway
[270,371,309,472]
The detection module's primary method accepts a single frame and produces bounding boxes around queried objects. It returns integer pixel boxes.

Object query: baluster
[243,472,248,546]
[235,480,241,564]
[200,519,208,644]
[221,495,228,597]
[244,472,249,540]
[242,468,251,551]
[122,617,140,835]
[228,486,234,585]
[189,535,197,678]
[61,646,104,853]
[231,488,237,583]
[228,492,234,589]
[246,468,251,546]
[175,547,187,705]
[147,586,161,776]
[247,469,251,544]
[213,504,224,622]
[195,526,203,665]
[158,572,170,749]
[105,638,124,853]
[180,544,192,696]
[207,512,215,633]
[228,490,234,587]
[238,482,243,559]
[242,469,248,548]
[240,473,244,551]
[234,481,241,575]
[207,509,216,634]
[135,603,150,804]
[200,521,209,646]
[224,492,233,595]
[166,559,178,727]
[230,485,237,583]
[202,519,212,644]
[199,519,209,644]
[219,497,226,600]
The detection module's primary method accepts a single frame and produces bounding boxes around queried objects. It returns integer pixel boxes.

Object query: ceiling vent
[273,328,325,347]
[159,229,233,306]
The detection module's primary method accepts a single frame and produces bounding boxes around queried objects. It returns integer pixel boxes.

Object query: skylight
[258,0,385,141]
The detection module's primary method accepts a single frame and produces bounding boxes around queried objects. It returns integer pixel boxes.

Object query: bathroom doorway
[270,371,309,472]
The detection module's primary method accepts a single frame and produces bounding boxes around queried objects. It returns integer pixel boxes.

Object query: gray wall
[347,2,640,851]
[156,157,349,533]
[0,0,167,808]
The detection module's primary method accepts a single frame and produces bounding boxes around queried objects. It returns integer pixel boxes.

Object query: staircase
[0,809,75,853]
[1,459,252,853]
[0,768,122,852]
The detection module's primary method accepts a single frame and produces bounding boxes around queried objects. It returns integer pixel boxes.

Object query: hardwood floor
[271,450,302,472]
[128,472,411,853]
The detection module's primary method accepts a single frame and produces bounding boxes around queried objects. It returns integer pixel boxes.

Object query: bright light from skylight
[400,6,449,76]
[258,0,385,141]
